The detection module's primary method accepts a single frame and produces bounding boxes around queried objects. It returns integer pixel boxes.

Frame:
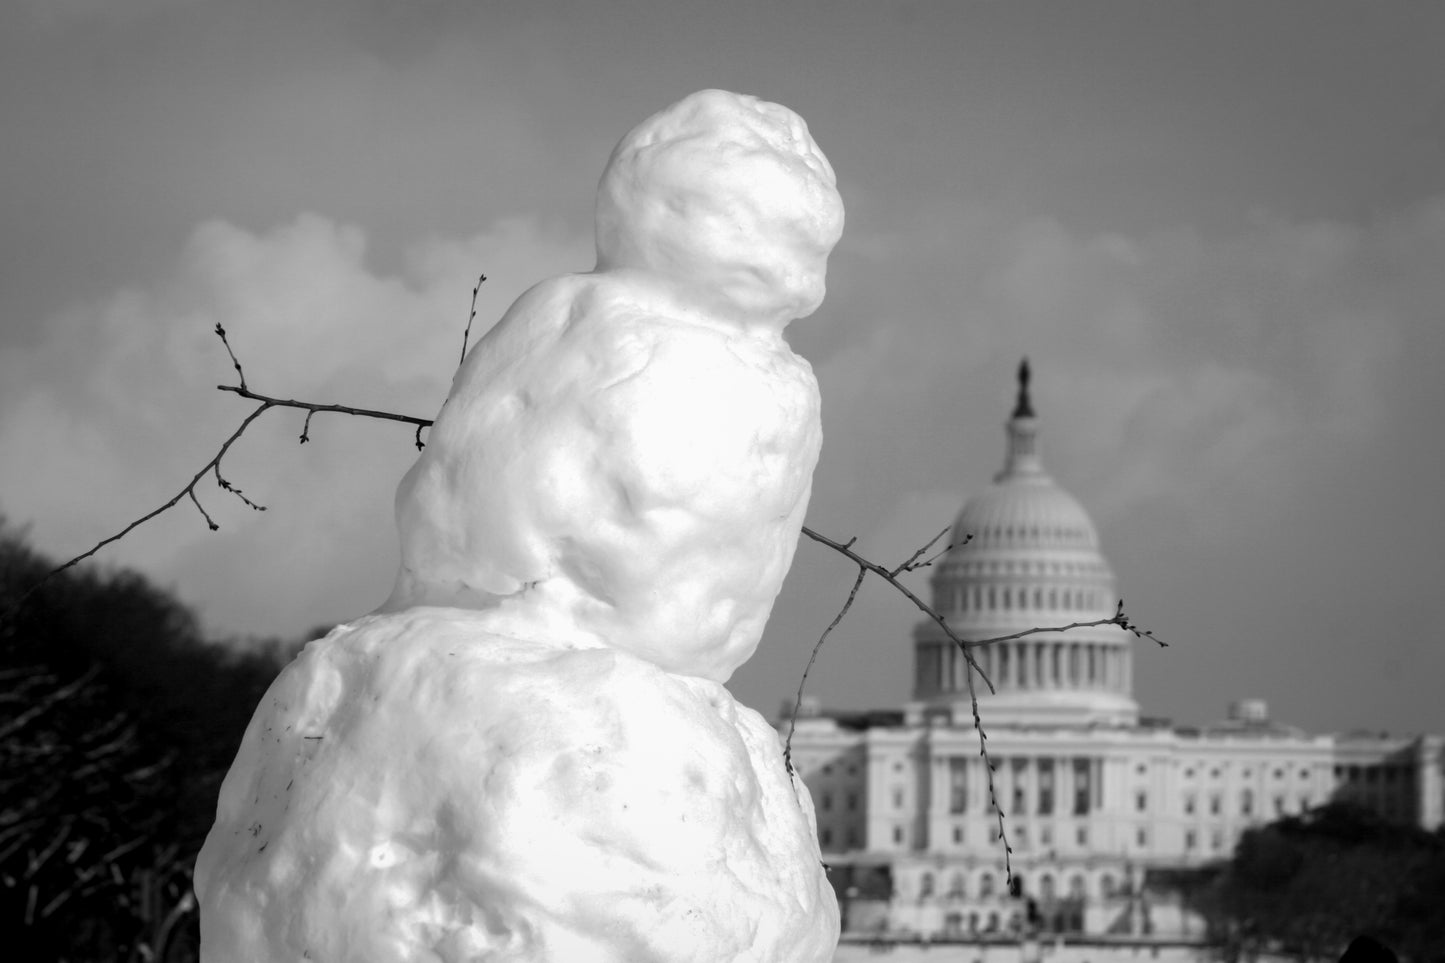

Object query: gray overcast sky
[3,0,1443,736]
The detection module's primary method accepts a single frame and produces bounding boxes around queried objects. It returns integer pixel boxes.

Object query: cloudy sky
[4,0,1443,736]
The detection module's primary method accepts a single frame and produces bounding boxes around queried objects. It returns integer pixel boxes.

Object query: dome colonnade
[911,360,1138,728]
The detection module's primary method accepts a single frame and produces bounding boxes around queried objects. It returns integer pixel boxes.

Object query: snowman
[195,89,845,963]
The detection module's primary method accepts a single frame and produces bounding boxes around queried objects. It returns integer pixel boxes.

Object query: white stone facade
[782,362,1445,942]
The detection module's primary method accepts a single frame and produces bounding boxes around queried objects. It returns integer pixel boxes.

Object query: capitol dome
[911,360,1139,728]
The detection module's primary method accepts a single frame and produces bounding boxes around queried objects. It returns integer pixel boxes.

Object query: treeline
[1196,802,1445,963]
[1,523,298,962]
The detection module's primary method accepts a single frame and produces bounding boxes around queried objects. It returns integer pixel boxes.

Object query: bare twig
[6,340,439,620]
[1112,598,1168,647]
[4,405,273,620]
[782,566,867,778]
[459,274,487,366]
[890,525,953,576]
[214,324,247,391]
[217,385,432,433]
[801,525,993,690]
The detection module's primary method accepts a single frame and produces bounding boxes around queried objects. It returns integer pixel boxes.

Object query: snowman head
[595,89,844,332]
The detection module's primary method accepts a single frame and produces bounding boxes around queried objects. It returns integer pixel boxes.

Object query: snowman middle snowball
[387,88,845,683]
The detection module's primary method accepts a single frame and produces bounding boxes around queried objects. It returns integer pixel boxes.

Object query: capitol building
[782,361,1445,942]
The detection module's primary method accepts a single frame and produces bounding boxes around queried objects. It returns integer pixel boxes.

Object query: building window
[1185,830,1196,850]
[894,788,905,810]
[1274,796,1286,816]
[1211,830,1223,851]
[1135,791,1148,812]
[1038,759,1055,815]
[1210,795,1221,816]
[1100,874,1115,898]
[980,873,994,898]
[821,828,833,848]
[949,873,965,898]
[949,757,968,814]
[1070,874,1086,899]
[847,792,858,812]
[953,825,964,845]
[1184,795,1196,815]
[920,872,935,898]
[1015,826,1027,850]
[1041,826,1053,847]
[1040,874,1056,900]
[847,828,858,848]
[1076,826,1088,847]
[822,792,832,811]
[1136,827,1148,847]
[893,825,905,845]
[1241,789,1253,816]
[1073,758,1092,815]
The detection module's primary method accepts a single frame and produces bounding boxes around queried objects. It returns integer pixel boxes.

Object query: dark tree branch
[216,385,433,432]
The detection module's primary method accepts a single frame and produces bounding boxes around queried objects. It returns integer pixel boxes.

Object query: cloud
[1,212,591,639]
[809,199,1424,539]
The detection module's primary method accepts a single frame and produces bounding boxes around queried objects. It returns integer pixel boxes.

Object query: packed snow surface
[194,611,838,962]
[197,89,844,961]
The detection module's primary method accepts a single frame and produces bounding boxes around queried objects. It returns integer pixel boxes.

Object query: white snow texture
[195,89,845,962]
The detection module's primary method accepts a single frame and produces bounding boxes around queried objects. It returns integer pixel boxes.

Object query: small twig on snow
[459,273,487,366]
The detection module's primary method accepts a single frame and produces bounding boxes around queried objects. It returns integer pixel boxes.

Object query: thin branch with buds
[458,274,487,366]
